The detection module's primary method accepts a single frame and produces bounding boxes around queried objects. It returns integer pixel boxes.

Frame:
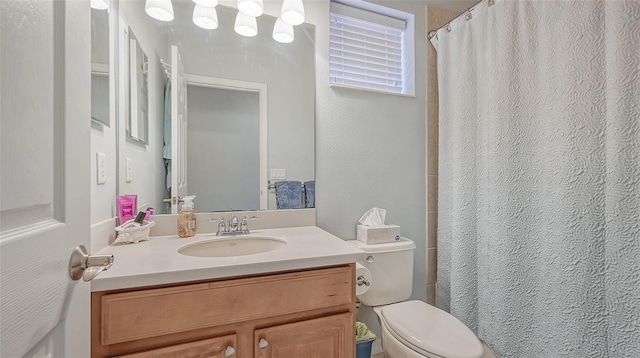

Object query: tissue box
[357,224,401,244]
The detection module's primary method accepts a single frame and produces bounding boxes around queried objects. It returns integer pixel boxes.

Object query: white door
[171,45,188,213]
[0,1,91,357]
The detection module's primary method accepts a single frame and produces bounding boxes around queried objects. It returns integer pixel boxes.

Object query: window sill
[329,83,416,98]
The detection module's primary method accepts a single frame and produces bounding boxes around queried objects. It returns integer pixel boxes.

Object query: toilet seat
[377,300,484,358]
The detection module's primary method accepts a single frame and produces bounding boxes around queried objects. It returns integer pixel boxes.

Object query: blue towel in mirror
[275,181,303,209]
[304,181,315,208]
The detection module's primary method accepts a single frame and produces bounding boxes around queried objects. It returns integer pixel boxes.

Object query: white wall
[91,122,117,223]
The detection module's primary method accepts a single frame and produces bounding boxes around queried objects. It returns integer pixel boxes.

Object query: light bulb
[145,0,174,21]
[90,0,109,10]
[280,0,304,26]
[237,0,264,17]
[193,0,218,7]
[273,17,294,43]
[193,5,219,29]
[234,12,258,37]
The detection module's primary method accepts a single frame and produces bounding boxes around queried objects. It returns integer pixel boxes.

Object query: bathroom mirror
[116,0,315,214]
[91,8,110,126]
[126,28,149,144]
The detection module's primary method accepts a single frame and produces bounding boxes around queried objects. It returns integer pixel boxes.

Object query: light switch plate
[270,169,286,180]
[96,152,106,185]
[126,158,132,183]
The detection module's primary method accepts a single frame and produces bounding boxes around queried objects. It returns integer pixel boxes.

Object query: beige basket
[115,220,155,244]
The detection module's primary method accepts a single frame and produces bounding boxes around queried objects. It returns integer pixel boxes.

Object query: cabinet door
[255,313,355,358]
[118,334,237,358]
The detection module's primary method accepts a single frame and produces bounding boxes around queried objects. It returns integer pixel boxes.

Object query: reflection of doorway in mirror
[186,85,261,212]
[175,75,268,213]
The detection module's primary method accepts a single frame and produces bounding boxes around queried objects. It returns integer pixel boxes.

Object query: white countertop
[91,226,365,292]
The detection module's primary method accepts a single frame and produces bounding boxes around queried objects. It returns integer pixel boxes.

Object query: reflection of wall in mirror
[98,0,315,215]
[117,0,168,215]
[168,3,315,210]
[91,6,116,224]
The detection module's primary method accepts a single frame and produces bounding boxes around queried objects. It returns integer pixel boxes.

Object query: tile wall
[425,5,460,306]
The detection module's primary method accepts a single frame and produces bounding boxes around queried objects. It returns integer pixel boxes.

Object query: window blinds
[329,3,406,94]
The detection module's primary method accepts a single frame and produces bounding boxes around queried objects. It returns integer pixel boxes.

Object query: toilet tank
[349,238,416,306]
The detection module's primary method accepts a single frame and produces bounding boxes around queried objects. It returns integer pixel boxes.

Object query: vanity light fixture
[193,5,219,29]
[234,12,258,37]
[280,0,305,26]
[272,17,294,43]
[145,0,174,21]
[237,0,264,17]
[193,0,218,7]
[90,0,109,10]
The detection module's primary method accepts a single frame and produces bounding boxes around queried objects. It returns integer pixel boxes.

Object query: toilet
[350,238,485,358]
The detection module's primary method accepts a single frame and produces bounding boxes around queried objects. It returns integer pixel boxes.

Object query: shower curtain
[431,0,639,357]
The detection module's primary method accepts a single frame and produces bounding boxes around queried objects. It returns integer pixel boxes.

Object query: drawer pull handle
[259,339,269,349]
[225,346,235,357]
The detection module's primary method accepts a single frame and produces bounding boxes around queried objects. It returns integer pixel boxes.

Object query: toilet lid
[380,301,484,358]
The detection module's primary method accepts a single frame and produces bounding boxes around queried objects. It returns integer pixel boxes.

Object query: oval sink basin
[178,236,287,257]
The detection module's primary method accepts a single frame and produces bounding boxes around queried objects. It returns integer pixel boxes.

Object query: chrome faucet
[209,215,258,236]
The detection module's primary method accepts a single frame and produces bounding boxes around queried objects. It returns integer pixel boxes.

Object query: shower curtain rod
[428,0,487,40]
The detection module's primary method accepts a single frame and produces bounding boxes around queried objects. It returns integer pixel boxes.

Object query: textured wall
[307,0,473,337]
[314,0,425,301]
[425,5,461,305]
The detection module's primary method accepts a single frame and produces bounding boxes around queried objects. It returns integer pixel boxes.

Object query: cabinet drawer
[101,266,353,345]
[118,334,236,358]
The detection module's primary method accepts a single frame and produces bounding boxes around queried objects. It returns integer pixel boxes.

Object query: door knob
[258,338,268,349]
[68,245,114,281]
[224,346,235,357]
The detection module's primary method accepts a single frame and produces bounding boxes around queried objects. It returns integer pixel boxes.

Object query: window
[329,1,415,96]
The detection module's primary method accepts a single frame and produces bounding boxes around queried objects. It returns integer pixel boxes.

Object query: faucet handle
[229,214,239,231]
[209,217,227,235]
[240,216,257,233]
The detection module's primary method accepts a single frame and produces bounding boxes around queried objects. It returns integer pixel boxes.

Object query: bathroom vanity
[90,226,364,358]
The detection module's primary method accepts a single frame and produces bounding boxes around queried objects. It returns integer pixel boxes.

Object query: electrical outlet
[96,152,106,185]
[126,158,133,183]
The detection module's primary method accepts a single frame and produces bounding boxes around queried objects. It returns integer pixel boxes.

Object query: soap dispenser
[178,196,197,238]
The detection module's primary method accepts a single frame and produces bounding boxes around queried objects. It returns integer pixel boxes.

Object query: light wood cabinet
[119,335,237,358]
[254,313,354,358]
[92,265,356,358]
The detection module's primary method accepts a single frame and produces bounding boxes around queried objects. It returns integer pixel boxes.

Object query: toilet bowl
[349,239,484,358]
